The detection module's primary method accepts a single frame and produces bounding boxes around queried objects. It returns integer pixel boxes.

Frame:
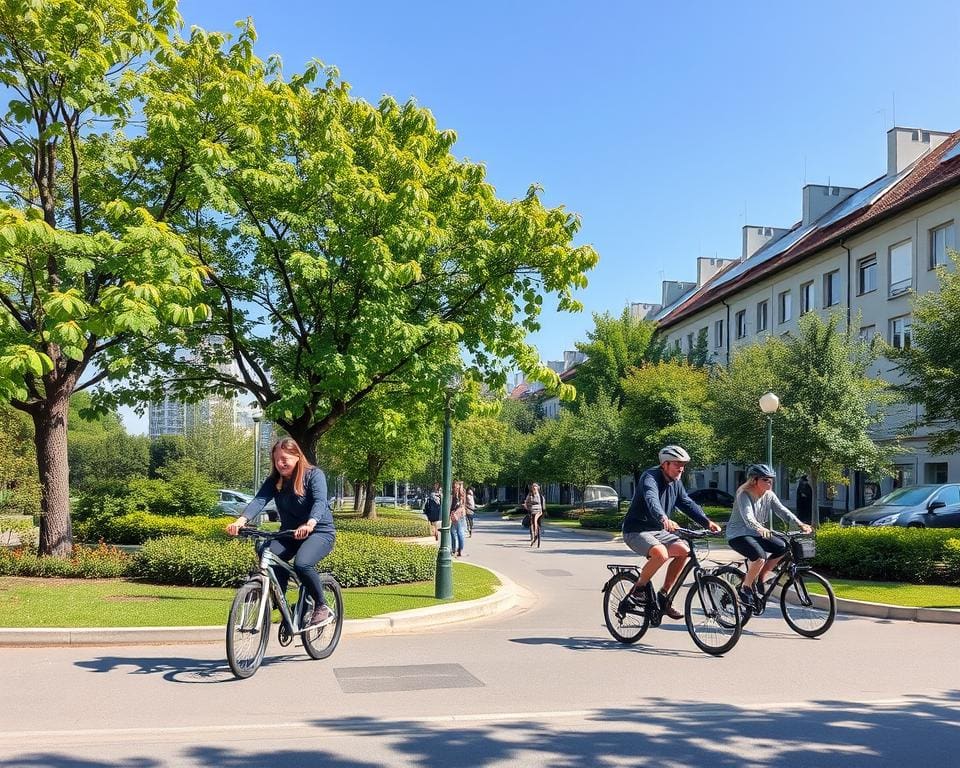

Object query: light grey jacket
[726,488,803,541]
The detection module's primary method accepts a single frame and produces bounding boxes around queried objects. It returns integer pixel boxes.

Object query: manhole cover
[334,663,484,694]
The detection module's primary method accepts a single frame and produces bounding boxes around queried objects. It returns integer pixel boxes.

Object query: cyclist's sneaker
[657,590,683,620]
[737,586,755,611]
[308,605,335,628]
[617,590,647,615]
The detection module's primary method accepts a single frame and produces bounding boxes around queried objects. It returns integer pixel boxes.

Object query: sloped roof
[658,130,960,329]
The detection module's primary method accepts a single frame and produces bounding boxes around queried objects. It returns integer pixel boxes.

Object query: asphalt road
[2,517,958,767]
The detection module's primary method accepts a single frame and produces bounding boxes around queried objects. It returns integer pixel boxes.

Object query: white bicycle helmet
[658,445,691,463]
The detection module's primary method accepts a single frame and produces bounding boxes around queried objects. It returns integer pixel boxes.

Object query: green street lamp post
[435,379,460,599]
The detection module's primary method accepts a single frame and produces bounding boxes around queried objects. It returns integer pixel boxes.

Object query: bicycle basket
[791,536,816,561]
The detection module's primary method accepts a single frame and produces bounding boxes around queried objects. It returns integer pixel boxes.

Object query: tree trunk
[353,481,365,513]
[34,397,72,557]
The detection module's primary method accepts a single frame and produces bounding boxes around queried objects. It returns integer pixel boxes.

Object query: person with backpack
[423,482,442,541]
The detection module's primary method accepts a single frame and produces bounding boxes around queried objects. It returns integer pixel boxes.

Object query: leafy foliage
[0,542,132,578]
[0,404,40,516]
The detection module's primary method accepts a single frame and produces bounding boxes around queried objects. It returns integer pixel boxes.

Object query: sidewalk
[0,563,522,647]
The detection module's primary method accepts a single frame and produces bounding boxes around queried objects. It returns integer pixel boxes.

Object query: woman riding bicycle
[726,463,812,609]
[226,438,336,628]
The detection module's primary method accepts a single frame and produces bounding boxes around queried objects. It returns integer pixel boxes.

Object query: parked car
[687,488,735,507]
[839,483,960,528]
[216,489,277,521]
[579,484,620,510]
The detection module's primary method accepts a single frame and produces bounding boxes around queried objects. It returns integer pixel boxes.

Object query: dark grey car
[838,483,960,528]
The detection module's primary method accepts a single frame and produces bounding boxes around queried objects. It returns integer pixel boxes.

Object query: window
[889,240,912,295]
[926,464,951,486]
[823,270,840,307]
[778,290,792,324]
[890,315,912,350]
[674,338,681,352]
[893,463,915,489]
[735,309,747,339]
[858,325,876,342]
[857,255,877,294]
[686,332,694,351]
[930,222,955,269]
[756,300,768,332]
[714,319,724,348]
[800,281,814,314]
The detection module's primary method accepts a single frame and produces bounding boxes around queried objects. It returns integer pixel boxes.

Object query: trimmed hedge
[76,512,228,545]
[813,525,960,584]
[0,516,37,551]
[132,531,436,588]
[0,542,132,578]
[334,517,431,538]
[580,511,624,530]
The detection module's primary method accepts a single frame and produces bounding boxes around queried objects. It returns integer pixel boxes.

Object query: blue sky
[123,0,960,432]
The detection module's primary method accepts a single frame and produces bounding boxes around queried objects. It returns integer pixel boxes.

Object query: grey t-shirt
[726,488,803,541]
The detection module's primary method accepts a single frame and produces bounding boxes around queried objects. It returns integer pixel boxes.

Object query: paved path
[2,516,959,767]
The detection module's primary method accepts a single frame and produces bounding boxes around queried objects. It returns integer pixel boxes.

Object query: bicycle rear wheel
[714,564,752,628]
[226,581,271,679]
[303,575,344,660]
[602,573,650,644]
[780,570,836,638]
[684,575,741,655]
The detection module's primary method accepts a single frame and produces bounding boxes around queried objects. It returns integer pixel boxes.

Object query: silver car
[839,484,960,528]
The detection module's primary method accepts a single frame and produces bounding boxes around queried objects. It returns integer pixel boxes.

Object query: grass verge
[0,562,499,628]
[807,577,960,608]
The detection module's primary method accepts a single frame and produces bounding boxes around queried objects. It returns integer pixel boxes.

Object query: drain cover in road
[334,663,484,694]
[537,569,572,577]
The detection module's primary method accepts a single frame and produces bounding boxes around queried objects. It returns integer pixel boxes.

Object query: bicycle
[714,530,836,638]
[226,527,344,679]
[602,528,742,656]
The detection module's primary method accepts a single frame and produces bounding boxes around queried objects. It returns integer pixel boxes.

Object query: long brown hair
[270,438,312,497]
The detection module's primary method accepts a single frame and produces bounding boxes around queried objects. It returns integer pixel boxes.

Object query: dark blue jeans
[268,531,335,606]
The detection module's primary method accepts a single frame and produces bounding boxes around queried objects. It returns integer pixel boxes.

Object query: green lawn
[0,562,499,628]
[807,577,960,608]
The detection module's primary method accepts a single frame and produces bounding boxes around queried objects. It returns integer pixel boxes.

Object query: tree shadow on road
[8,692,960,766]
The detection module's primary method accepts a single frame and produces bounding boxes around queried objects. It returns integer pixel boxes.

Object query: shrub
[154,469,218,517]
[131,531,436,588]
[134,536,255,587]
[334,517,431,537]
[943,540,960,585]
[580,511,624,530]
[76,512,228,545]
[0,515,38,551]
[814,525,960,583]
[0,542,132,578]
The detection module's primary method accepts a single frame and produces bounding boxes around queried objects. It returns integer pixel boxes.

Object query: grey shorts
[624,530,681,557]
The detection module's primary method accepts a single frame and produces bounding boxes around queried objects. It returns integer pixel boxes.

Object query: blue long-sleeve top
[622,466,710,534]
[243,466,335,536]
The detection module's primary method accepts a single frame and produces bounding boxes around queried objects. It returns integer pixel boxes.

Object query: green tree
[542,399,621,505]
[121,54,597,462]
[68,392,149,492]
[452,413,510,492]
[572,308,661,408]
[894,252,960,452]
[0,1,214,555]
[0,403,40,516]
[620,360,715,481]
[149,434,186,478]
[180,403,253,490]
[710,313,897,525]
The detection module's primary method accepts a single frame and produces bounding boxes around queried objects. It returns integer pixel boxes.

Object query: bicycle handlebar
[674,527,721,539]
[237,526,299,539]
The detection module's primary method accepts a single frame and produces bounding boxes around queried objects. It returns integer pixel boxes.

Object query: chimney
[741,226,791,260]
[562,350,585,370]
[802,184,858,227]
[697,256,737,284]
[661,280,696,308]
[887,127,952,176]
[630,301,661,320]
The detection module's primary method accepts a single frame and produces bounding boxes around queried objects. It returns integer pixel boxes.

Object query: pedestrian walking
[524,482,546,547]
[465,486,476,537]
[450,480,467,557]
[423,483,442,541]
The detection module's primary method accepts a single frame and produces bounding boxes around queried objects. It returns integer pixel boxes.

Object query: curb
[810,593,960,624]
[0,565,521,648]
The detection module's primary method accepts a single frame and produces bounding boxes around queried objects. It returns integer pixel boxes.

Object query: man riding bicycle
[619,445,721,619]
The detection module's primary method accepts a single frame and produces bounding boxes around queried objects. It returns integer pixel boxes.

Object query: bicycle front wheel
[226,581,271,679]
[602,573,650,644]
[780,570,836,638]
[684,575,741,656]
[303,575,344,660]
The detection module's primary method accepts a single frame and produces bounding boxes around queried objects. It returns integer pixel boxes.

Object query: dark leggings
[268,532,335,606]
[729,534,787,561]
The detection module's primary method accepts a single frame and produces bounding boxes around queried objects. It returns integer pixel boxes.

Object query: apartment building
[655,126,960,514]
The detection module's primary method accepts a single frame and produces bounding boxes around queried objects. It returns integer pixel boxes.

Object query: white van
[579,485,620,510]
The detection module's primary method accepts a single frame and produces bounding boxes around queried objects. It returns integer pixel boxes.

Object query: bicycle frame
[736,533,812,610]
[251,542,313,636]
